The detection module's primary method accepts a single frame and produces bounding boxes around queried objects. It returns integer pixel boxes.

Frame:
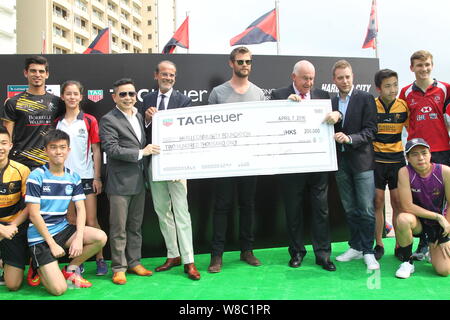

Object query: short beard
[234,69,249,78]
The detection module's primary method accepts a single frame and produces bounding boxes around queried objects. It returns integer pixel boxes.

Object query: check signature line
[162,134,284,143]
[255,152,326,156]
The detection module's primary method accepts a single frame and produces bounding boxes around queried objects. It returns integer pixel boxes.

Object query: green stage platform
[1,238,448,300]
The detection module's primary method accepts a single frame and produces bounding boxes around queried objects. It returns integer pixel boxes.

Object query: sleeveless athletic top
[407,163,447,228]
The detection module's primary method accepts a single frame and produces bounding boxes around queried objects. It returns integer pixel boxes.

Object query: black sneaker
[411,240,429,261]
[0,270,5,286]
[374,245,384,260]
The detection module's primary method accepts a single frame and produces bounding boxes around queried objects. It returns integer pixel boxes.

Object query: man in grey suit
[100,78,160,285]
[271,60,336,272]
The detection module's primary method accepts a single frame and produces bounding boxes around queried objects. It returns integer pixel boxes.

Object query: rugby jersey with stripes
[399,80,450,152]
[0,160,30,223]
[25,164,86,246]
[1,91,63,168]
[373,97,409,163]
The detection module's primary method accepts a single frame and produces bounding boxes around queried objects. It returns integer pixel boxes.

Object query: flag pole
[41,31,46,54]
[375,0,379,59]
[375,37,378,59]
[275,0,280,55]
[186,11,190,54]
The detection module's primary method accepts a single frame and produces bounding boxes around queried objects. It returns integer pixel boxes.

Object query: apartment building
[16,0,175,54]
[0,0,16,54]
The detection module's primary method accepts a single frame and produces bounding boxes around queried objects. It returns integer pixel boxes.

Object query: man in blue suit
[141,60,200,280]
[324,60,379,271]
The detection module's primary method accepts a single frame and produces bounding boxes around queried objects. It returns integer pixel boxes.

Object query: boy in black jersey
[372,69,409,259]
[0,126,31,290]
[0,56,64,287]
[1,56,64,169]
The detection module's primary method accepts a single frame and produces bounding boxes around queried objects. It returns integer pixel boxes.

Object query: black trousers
[211,176,257,256]
[279,172,331,260]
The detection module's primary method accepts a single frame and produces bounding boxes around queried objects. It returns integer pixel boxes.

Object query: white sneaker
[364,254,380,270]
[395,261,415,279]
[336,248,363,262]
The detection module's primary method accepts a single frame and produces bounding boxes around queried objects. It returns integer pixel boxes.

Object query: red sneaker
[61,266,92,288]
[27,264,40,287]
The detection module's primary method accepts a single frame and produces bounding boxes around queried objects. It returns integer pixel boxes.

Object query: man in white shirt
[100,78,160,285]
[141,61,200,280]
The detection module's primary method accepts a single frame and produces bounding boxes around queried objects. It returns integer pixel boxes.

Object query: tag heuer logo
[88,90,103,102]
[163,119,173,127]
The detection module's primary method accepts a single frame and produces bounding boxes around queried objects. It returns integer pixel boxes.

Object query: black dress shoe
[289,254,304,268]
[374,245,385,260]
[316,258,336,271]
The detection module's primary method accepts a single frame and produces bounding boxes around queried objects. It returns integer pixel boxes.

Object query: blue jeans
[335,158,375,255]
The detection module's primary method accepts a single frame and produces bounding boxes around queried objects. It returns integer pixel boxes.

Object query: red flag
[230,9,277,46]
[162,16,189,54]
[83,28,110,54]
[362,0,378,49]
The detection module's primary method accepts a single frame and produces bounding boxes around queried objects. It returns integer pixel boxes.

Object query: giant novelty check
[151,100,337,181]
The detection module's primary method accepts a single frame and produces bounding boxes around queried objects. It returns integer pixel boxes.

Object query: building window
[53,5,68,19]
[148,48,152,53]
[74,16,87,29]
[147,20,152,26]
[121,11,129,20]
[147,34,152,40]
[112,36,117,43]
[133,33,140,41]
[121,26,129,35]
[93,26,101,35]
[93,9,103,20]
[75,0,87,12]
[133,48,141,53]
[108,19,117,27]
[133,19,141,28]
[108,2,116,11]
[53,25,66,38]
[75,36,85,46]
[121,41,129,50]
[53,46,68,54]
[147,6,152,11]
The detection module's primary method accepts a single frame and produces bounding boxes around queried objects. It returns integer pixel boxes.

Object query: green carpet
[1,238,449,300]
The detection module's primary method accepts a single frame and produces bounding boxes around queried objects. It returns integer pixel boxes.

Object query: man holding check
[271,60,336,271]
[141,60,200,281]
[207,46,265,273]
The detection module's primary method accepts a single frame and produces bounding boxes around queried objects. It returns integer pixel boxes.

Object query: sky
[173,0,450,89]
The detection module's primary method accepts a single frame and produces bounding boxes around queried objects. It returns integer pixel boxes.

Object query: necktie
[300,93,306,99]
[158,94,166,111]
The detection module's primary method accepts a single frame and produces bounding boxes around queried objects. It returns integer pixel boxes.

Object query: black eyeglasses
[118,91,137,98]
[234,59,252,65]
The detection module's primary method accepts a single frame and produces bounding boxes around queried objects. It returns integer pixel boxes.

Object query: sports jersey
[399,80,450,152]
[0,91,63,168]
[56,112,100,179]
[373,97,409,163]
[0,160,30,223]
[25,164,86,246]
[407,163,447,229]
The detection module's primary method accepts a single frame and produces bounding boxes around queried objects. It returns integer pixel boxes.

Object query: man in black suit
[324,60,379,270]
[141,60,200,281]
[271,60,335,271]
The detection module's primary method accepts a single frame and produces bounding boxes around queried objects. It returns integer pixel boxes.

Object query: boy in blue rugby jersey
[25,129,107,296]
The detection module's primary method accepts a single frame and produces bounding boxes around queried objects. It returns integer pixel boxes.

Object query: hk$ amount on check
[151,100,337,181]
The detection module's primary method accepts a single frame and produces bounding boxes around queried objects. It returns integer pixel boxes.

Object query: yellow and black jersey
[373,98,409,163]
[0,160,30,223]
[1,91,63,168]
